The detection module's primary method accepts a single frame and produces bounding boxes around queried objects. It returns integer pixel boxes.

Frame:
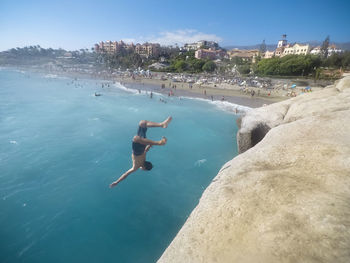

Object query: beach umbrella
[291,84,297,89]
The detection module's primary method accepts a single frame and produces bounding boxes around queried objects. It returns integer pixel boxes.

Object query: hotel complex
[94,40,134,54]
[183,40,219,51]
[265,34,343,58]
[135,43,160,57]
[95,41,160,58]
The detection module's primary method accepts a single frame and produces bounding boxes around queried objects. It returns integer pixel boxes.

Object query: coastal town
[0,34,348,107]
[94,34,344,61]
[87,35,345,103]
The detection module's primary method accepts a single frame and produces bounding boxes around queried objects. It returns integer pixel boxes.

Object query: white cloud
[150,29,222,46]
[122,29,222,46]
[121,38,138,44]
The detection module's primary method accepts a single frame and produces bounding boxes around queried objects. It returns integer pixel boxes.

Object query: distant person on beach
[150,92,153,99]
[109,117,172,188]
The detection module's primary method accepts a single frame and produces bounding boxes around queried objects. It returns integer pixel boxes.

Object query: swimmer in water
[109,116,172,188]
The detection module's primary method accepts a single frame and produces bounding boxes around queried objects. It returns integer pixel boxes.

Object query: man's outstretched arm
[110,167,137,188]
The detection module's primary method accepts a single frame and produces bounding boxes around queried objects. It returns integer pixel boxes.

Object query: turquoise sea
[0,69,239,263]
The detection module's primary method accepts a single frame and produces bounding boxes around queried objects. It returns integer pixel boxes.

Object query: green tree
[202,61,216,72]
[191,59,205,72]
[342,51,350,68]
[321,35,330,58]
[174,60,188,72]
[259,40,266,55]
[238,64,251,75]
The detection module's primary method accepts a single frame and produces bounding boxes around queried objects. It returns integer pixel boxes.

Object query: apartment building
[183,40,218,51]
[135,43,160,58]
[227,49,259,62]
[195,48,226,59]
[95,40,134,53]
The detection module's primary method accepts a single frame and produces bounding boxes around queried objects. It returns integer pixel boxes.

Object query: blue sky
[0,0,349,51]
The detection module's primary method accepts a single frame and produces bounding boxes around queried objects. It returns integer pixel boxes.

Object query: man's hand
[159,136,167,145]
[109,181,118,188]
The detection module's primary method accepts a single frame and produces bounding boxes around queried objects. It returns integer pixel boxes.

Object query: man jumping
[109,116,172,188]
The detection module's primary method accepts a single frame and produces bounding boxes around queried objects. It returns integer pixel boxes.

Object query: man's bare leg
[160,116,172,128]
[139,116,172,128]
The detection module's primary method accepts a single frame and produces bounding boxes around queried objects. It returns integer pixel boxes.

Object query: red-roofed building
[195,48,226,60]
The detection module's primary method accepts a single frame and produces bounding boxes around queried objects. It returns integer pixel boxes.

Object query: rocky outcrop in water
[158,77,350,263]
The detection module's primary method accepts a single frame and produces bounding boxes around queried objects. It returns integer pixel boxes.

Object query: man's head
[143,161,153,171]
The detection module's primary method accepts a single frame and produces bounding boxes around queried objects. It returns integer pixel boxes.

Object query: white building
[275,34,288,57]
[282,43,311,56]
[310,46,321,55]
[277,34,288,48]
[264,50,275,58]
[183,40,218,51]
[310,45,343,56]
[327,44,343,56]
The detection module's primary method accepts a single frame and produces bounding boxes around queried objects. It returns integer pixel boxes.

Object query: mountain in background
[224,42,350,51]
[223,44,276,51]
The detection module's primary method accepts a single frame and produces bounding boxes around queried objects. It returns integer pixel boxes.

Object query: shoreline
[2,65,322,109]
[117,77,280,108]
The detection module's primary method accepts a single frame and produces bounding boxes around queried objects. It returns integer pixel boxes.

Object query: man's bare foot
[109,182,118,188]
[162,116,172,128]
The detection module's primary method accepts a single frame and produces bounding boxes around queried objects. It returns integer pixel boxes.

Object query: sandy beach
[118,79,270,108]
[114,75,324,108]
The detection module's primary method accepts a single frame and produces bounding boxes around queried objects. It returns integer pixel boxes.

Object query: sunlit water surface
[0,69,239,263]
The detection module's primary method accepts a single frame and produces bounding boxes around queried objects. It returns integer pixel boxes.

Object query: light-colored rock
[158,77,350,263]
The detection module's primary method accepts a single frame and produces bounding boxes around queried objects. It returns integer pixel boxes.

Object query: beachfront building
[183,43,199,51]
[277,34,288,48]
[262,34,344,60]
[264,50,275,58]
[135,43,160,58]
[282,43,311,56]
[275,47,284,57]
[310,46,321,55]
[195,48,226,60]
[95,40,134,53]
[274,34,288,57]
[183,40,219,51]
[327,44,343,56]
[310,45,343,56]
[227,49,260,62]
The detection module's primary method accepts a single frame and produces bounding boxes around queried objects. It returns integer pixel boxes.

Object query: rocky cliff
[158,77,350,263]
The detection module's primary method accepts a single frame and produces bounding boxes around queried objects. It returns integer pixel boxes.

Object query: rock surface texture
[158,77,350,263]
